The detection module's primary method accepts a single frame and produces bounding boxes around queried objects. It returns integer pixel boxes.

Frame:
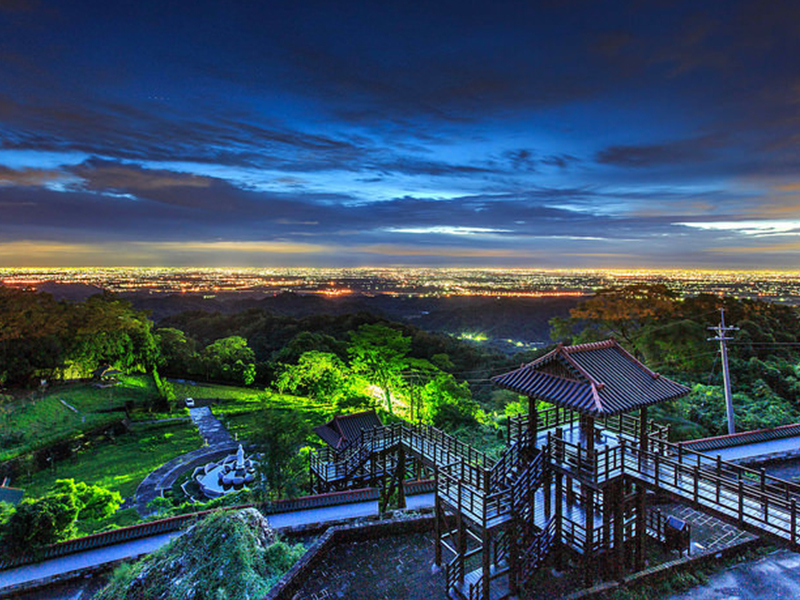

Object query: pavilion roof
[491,339,689,416]
[314,410,383,449]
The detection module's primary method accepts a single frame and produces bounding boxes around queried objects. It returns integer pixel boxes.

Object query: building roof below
[313,410,384,449]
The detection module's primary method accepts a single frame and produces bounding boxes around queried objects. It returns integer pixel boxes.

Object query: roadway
[0,493,435,593]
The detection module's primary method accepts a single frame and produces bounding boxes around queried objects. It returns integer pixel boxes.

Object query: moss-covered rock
[96,508,304,600]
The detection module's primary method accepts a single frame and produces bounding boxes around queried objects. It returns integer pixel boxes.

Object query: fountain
[190,444,258,499]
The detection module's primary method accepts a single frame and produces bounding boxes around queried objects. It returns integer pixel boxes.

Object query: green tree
[156,327,200,377]
[253,409,311,500]
[202,336,256,385]
[275,351,351,401]
[1,494,79,552]
[551,284,677,352]
[0,288,69,385]
[421,372,478,429]
[348,324,411,414]
[66,293,159,376]
[51,479,122,521]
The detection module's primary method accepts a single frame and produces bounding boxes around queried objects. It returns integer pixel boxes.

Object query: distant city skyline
[4,267,800,304]
[2,1,800,268]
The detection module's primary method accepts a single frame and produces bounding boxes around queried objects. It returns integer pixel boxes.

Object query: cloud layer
[1,0,800,268]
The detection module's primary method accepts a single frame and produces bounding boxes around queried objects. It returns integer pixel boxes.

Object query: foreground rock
[95,508,304,600]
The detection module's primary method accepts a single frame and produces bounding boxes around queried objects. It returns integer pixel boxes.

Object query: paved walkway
[0,531,184,592]
[189,406,234,446]
[134,406,237,516]
[666,548,800,599]
[0,493,436,593]
[134,443,239,516]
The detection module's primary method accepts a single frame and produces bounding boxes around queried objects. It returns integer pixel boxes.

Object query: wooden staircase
[310,422,555,600]
[308,410,800,597]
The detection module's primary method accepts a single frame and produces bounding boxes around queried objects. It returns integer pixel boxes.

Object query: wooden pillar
[509,526,519,595]
[612,480,625,582]
[602,485,612,551]
[586,416,596,455]
[554,470,564,571]
[434,493,442,566]
[528,395,536,437]
[581,416,596,550]
[457,511,467,584]
[634,484,646,571]
[584,480,595,587]
[544,468,552,518]
[530,405,539,453]
[397,446,407,509]
[639,406,649,464]
[482,528,491,600]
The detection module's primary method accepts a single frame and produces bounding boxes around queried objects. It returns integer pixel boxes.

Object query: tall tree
[551,284,677,351]
[348,324,411,414]
[275,350,351,402]
[202,336,256,385]
[253,409,310,500]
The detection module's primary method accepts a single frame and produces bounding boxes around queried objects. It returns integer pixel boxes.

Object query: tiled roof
[313,410,383,449]
[492,339,689,416]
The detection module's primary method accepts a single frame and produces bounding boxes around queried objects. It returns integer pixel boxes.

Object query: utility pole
[708,308,738,435]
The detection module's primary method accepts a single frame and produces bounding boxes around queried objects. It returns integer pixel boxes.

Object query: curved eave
[492,367,690,417]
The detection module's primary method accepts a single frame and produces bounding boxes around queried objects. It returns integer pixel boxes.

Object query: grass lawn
[212,390,336,443]
[170,381,262,404]
[19,419,203,501]
[0,374,159,462]
[169,381,336,442]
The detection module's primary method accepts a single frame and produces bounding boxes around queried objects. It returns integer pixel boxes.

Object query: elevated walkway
[310,406,800,600]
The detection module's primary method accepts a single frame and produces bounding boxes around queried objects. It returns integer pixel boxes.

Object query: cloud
[69,159,214,192]
[676,220,800,236]
[354,244,535,259]
[710,241,800,254]
[141,240,331,254]
[0,0,39,13]
[383,226,512,236]
[0,165,67,187]
[596,135,725,168]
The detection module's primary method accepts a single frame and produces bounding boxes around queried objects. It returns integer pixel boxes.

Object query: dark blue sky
[1,0,799,268]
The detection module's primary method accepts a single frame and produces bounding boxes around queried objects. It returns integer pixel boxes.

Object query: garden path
[188,406,234,446]
[133,406,236,516]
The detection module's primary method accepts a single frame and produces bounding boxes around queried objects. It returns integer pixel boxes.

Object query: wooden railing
[622,440,800,546]
[437,462,486,524]
[508,410,670,446]
[547,431,597,480]
[519,515,557,577]
[445,554,465,597]
[559,514,607,554]
[310,422,494,485]
[507,407,578,443]
[602,412,670,442]
[510,451,545,517]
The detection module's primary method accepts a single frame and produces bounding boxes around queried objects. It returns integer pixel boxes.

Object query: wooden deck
[310,412,800,600]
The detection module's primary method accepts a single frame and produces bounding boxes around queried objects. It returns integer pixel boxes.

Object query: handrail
[620,440,800,545]
[507,410,670,447]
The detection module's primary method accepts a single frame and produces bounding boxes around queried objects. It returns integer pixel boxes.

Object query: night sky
[1,0,800,269]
